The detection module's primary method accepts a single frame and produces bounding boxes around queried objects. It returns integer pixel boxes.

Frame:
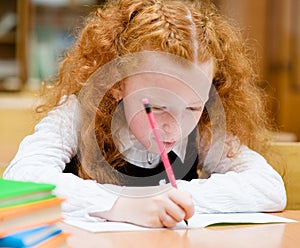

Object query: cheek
[181,111,202,136]
[193,111,203,123]
[127,111,152,148]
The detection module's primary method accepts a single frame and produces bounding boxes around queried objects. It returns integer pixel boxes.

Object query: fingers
[163,197,187,223]
[158,189,195,228]
[160,212,178,228]
[168,189,195,220]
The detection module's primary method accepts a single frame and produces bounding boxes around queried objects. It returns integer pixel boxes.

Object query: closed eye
[186,106,202,112]
[151,105,167,112]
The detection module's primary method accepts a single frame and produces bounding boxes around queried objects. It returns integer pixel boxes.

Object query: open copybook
[64,212,297,233]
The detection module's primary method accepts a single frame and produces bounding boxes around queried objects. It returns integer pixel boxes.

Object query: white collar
[113,123,188,169]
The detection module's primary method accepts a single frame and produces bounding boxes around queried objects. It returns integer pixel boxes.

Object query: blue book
[0,224,62,248]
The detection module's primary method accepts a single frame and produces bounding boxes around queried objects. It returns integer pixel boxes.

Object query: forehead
[124,73,198,102]
[123,61,213,104]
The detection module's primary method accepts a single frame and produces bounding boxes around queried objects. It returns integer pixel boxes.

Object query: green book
[0,178,56,208]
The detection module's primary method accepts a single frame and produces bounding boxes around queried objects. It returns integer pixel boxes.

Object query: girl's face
[121,62,213,154]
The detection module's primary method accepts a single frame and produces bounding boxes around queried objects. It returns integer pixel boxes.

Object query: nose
[160,114,180,138]
[162,123,173,133]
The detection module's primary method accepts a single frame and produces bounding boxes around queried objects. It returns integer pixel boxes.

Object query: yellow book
[36,232,70,248]
[0,197,64,237]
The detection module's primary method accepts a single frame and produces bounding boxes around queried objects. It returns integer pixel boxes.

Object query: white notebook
[64,212,297,233]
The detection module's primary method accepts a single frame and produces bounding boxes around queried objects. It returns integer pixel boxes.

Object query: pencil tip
[184,220,188,227]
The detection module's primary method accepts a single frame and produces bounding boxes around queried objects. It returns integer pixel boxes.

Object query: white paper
[183,212,297,228]
[64,212,297,233]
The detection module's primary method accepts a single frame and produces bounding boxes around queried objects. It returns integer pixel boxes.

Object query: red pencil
[142,98,177,188]
[142,98,188,226]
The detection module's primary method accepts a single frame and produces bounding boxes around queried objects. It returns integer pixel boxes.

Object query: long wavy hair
[36,0,276,184]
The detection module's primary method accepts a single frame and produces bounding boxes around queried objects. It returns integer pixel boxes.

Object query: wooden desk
[58,211,300,248]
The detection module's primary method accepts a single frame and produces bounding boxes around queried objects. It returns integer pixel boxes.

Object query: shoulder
[36,94,81,133]
[47,94,80,119]
[57,94,80,111]
[200,133,270,174]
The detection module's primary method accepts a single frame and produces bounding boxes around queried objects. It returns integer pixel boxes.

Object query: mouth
[163,141,176,149]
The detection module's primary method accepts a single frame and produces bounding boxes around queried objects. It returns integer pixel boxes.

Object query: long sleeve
[177,145,287,213]
[4,94,287,220]
[3,95,120,222]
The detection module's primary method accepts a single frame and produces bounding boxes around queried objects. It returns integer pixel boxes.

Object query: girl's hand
[94,187,194,228]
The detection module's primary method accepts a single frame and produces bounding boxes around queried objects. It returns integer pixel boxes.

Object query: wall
[215,0,300,140]
[0,93,37,170]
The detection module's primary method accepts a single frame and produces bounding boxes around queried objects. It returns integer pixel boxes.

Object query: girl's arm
[4,95,195,227]
[3,95,120,222]
[177,145,287,213]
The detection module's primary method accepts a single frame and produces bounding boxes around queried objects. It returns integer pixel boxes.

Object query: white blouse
[3,95,287,222]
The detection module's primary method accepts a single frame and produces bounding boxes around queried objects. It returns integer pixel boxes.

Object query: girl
[4,0,286,228]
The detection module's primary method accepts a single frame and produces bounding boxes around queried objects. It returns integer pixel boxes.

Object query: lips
[163,141,176,148]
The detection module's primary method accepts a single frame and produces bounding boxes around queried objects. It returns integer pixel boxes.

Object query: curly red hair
[37,0,275,183]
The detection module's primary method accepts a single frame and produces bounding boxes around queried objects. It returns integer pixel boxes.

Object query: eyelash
[151,105,202,112]
[151,106,166,112]
[187,107,202,112]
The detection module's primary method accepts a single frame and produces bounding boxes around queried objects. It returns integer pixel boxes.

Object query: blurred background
[0,0,299,167]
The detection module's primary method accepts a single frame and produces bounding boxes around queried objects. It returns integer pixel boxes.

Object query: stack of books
[0,178,69,247]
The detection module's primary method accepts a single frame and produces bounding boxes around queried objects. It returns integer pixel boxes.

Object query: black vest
[64,130,199,186]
